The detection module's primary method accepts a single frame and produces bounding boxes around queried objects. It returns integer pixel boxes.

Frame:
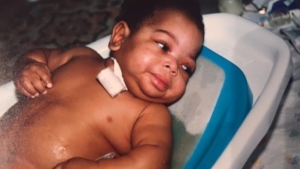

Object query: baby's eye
[182,65,192,76]
[158,42,169,51]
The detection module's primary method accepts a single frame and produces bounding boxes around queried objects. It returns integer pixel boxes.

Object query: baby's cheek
[172,82,186,97]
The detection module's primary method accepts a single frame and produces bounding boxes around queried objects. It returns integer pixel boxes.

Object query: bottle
[218,0,244,16]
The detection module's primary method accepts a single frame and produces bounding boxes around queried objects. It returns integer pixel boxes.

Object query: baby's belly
[0,98,120,168]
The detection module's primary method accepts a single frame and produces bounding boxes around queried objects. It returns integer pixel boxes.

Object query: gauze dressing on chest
[97,57,127,97]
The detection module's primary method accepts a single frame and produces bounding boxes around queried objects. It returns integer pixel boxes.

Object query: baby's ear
[109,21,130,51]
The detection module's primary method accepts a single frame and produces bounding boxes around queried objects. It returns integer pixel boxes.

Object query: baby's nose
[165,63,178,76]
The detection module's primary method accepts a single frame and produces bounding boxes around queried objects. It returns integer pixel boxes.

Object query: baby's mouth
[151,73,169,91]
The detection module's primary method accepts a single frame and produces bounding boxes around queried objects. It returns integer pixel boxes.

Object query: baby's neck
[103,57,114,70]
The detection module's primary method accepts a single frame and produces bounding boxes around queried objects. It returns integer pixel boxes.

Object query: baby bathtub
[0,13,292,168]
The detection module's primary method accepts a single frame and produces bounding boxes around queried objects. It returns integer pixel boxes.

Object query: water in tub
[169,56,224,168]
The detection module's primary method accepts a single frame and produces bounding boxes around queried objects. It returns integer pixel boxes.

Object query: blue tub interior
[171,46,253,169]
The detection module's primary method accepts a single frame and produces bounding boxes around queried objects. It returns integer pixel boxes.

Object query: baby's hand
[15,61,52,98]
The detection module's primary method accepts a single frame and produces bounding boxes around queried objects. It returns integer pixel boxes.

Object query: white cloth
[96,57,127,98]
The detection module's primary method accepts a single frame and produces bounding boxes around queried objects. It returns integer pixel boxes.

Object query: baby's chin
[125,76,185,104]
[129,86,183,105]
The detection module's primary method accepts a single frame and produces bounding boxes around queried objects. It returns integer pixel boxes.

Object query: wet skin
[0,56,152,168]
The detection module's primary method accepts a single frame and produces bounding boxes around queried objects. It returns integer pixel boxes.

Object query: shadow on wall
[200,0,219,14]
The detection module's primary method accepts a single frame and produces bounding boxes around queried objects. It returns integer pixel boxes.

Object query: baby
[0,0,204,168]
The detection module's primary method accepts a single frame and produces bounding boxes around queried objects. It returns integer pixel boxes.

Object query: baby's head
[109,0,205,104]
[115,0,205,38]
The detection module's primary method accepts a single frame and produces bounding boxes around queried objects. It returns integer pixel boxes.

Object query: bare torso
[0,56,150,168]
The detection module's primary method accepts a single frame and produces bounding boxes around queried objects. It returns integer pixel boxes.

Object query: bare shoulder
[140,103,171,125]
[59,46,101,58]
[134,103,172,134]
[129,103,172,168]
[132,102,172,148]
[44,46,102,71]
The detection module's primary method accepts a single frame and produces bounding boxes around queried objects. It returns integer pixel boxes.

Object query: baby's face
[114,9,203,104]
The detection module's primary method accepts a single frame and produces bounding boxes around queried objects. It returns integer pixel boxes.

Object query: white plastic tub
[203,13,292,169]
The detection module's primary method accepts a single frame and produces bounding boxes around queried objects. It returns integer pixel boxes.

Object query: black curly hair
[115,0,205,38]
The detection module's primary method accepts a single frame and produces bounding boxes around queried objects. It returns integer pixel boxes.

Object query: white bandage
[97,57,127,97]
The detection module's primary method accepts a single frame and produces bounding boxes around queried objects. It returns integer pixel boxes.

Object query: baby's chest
[86,96,149,155]
[20,97,137,158]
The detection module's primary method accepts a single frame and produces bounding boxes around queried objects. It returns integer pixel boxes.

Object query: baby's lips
[151,73,169,91]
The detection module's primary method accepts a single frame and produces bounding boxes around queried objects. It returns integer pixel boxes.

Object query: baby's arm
[14,47,99,98]
[53,103,173,169]
[127,103,172,168]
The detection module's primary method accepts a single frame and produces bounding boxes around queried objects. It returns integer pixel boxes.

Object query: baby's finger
[38,72,52,88]
[31,76,48,95]
[37,67,52,88]
[16,81,35,98]
[18,77,40,97]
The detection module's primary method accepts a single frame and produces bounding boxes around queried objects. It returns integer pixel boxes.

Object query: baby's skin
[0,48,172,168]
[0,9,203,169]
